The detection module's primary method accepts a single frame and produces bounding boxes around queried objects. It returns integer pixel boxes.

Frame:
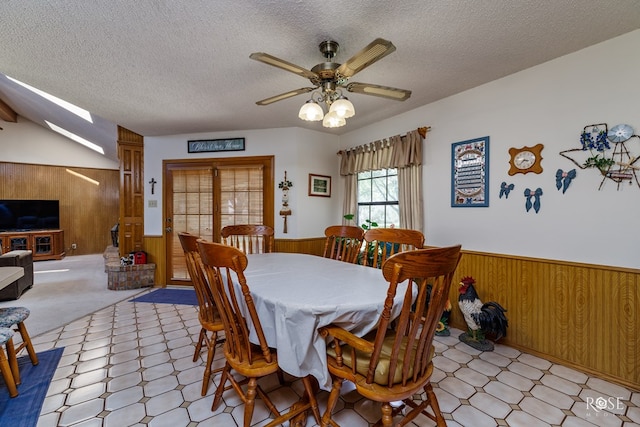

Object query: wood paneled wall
[448,249,639,391]
[275,237,325,256]
[143,235,165,284]
[0,162,119,255]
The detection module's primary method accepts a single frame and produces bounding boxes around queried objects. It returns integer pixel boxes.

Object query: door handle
[165,227,172,233]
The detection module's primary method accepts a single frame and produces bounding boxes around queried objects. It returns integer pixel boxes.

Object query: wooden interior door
[164,156,274,285]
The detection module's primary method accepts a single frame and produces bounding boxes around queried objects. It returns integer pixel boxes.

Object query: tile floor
[21,292,639,426]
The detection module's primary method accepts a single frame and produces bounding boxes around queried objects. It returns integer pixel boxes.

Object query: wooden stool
[0,307,38,385]
[0,327,19,397]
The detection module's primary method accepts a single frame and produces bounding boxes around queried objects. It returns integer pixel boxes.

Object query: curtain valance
[339,129,424,176]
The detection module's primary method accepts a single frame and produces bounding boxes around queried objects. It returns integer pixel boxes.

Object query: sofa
[0,250,34,300]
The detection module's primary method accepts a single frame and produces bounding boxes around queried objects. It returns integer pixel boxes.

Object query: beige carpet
[0,254,150,337]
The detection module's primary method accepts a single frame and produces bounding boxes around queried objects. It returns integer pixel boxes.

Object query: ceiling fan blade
[336,38,396,79]
[346,82,411,101]
[256,87,315,106]
[250,52,319,80]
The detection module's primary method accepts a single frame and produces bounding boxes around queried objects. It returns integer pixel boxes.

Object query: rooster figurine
[458,276,508,351]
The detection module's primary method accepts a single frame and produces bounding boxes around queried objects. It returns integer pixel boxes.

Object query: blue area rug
[129,288,198,305]
[0,347,64,427]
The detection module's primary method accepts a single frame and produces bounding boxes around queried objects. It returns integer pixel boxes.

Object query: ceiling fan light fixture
[298,100,324,121]
[322,111,346,128]
[251,37,411,128]
[328,96,355,118]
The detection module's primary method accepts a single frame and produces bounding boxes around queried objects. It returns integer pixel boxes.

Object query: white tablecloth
[235,252,410,390]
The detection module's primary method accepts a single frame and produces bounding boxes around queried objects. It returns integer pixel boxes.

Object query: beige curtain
[341,174,357,221]
[339,129,425,231]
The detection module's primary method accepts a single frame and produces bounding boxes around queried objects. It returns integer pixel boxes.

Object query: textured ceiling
[1,1,639,161]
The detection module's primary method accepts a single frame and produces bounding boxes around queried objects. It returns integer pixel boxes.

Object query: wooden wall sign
[187,138,245,153]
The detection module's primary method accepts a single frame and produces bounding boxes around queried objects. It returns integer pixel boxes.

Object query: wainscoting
[448,249,639,391]
[143,235,639,390]
[274,236,325,256]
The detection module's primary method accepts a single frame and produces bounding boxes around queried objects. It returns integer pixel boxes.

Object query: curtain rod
[337,126,431,155]
[417,126,431,138]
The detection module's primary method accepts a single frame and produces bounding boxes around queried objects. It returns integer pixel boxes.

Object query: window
[172,168,214,243]
[356,168,399,228]
[219,165,265,227]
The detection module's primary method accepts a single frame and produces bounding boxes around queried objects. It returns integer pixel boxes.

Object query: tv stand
[0,230,65,261]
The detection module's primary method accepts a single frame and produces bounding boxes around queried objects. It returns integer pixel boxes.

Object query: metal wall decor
[559,123,640,190]
[451,136,489,207]
[148,178,157,195]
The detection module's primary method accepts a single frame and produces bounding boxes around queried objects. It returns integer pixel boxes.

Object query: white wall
[0,117,119,169]
[340,30,640,269]
[144,127,340,238]
[4,31,638,269]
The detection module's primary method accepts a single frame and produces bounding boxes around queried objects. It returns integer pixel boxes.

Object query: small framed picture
[308,174,331,197]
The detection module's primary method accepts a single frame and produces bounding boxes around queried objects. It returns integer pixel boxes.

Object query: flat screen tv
[0,200,60,232]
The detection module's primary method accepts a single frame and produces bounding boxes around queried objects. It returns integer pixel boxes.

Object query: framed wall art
[308,174,331,197]
[451,136,489,207]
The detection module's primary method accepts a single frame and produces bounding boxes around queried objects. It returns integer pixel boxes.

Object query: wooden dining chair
[178,232,225,396]
[220,224,274,254]
[197,240,320,427]
[322,225,365,263]
[361,227,425,268]
[319,245,462,427]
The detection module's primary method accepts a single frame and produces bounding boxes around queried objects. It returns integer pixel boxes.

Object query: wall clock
[508,143,544,175]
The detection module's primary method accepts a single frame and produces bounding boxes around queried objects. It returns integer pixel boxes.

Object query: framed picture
[451,136,489,207]
[308,174,331,197]
[187,138,245,153]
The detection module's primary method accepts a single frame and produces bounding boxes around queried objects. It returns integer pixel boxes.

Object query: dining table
[234,252,413,390]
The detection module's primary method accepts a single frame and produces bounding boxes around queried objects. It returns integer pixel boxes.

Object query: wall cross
[149,178,157,195]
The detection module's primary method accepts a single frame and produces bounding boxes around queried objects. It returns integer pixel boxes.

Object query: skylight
[46,121,105,155]
[7,75,93,123]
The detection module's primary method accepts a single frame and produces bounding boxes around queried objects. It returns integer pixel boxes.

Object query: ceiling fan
[249,38,411,127]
